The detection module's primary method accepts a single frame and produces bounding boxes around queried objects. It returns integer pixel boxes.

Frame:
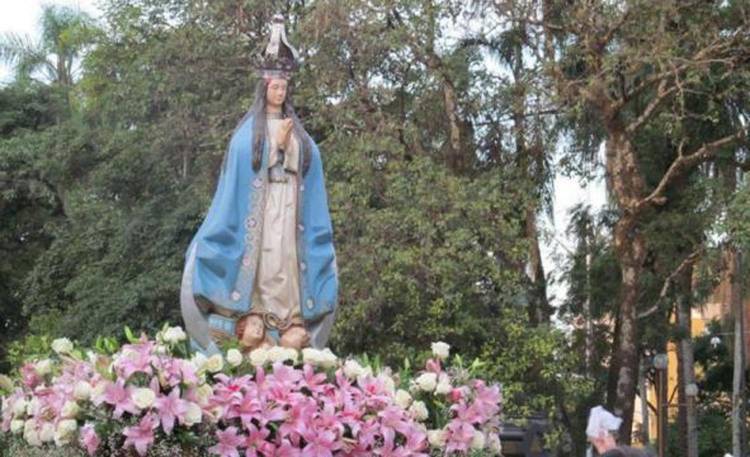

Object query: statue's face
[266,78,288,108]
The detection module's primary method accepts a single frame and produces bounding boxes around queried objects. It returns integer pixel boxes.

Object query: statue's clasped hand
[275,118,293,150]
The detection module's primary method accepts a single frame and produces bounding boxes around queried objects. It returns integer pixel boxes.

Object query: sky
[0,1,607,309]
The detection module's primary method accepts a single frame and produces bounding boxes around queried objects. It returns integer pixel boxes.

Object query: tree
[0,5,98,87]
[527,0,750,441]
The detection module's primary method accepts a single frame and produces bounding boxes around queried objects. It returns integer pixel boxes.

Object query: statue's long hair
[227,78,312,176]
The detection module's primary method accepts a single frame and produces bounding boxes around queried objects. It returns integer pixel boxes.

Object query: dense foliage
[2,0,749,455]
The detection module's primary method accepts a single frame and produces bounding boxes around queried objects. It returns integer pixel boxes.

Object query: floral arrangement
[0,326,502,456]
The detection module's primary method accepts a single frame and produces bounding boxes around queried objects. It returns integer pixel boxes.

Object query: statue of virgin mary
[180,15,338,355]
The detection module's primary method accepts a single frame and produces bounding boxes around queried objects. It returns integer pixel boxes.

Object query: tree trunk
[728,247,747,457]
[608,215,644,443]
[524,205,551,324]
[676,266,698,457]
[605,130,649,444]
[585,250,593,376]
[511,40,550,324]
[638,358,650,446]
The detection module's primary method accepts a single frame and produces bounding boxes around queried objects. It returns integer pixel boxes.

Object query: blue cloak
[180,114,338,354]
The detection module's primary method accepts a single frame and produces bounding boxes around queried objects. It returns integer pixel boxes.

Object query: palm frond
[0,32,42,65]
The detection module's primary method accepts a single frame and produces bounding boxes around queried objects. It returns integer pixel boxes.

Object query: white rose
[435,373,452,395]
[394,389,413,409]
[12,398,27,417]
[163,326,187,344]
[51,338,74,355]
[414,372,438,392]
[74,381,92,401]
[183,402,202,426]
[35,359,53,376]
[204,354,224,373]
[471,430,486,450]
[227,349,243,367]
[54,419,78,446]
[431,341,450,360]
[132,388,156,409]
[24,420,41,447]
[427,429,447,447]
[39,422,55,442]
[61,401,80,418]
[248,347,269,366]
[408,400,429,421]
[10,419,24,434]
[343,360,366,379]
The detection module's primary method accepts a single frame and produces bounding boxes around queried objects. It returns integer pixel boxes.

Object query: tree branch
[638,247,703,319]
[636,128,748,211]
[624,78,677,134]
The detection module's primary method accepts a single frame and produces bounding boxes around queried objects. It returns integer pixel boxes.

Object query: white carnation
[343,359,366,379]
[183,402,203,426]
[92,380,108,402]
[39,422,55,442]
[379,373,396,395]
[0,374,13,391]
[51,338,74,355]
[267,346,297,364]
[394,389,413,409]
[61,401,80,419]
[191,352,208,370]
[431,341,450,360]
[435,373,452,395]
[471,430,486,450]
[54,419,78,446]
[302,348,338,368]
[427,429,447,447]
[74,381,93,401]
[226,349,243,367]
[408,400,429,421]
[12,398,27,417]
[34,359,53,376]
[487,433,502,453]
[196,384,213,406]
[414,372,438,392]
[26,398,40,416]
[10,419,24,434]
[132,388,156,409]
[163,326,187,344]
[248,347,269,366]
[23,420,41,447]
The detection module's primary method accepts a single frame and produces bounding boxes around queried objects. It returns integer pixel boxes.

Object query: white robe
[251,117,302,322]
